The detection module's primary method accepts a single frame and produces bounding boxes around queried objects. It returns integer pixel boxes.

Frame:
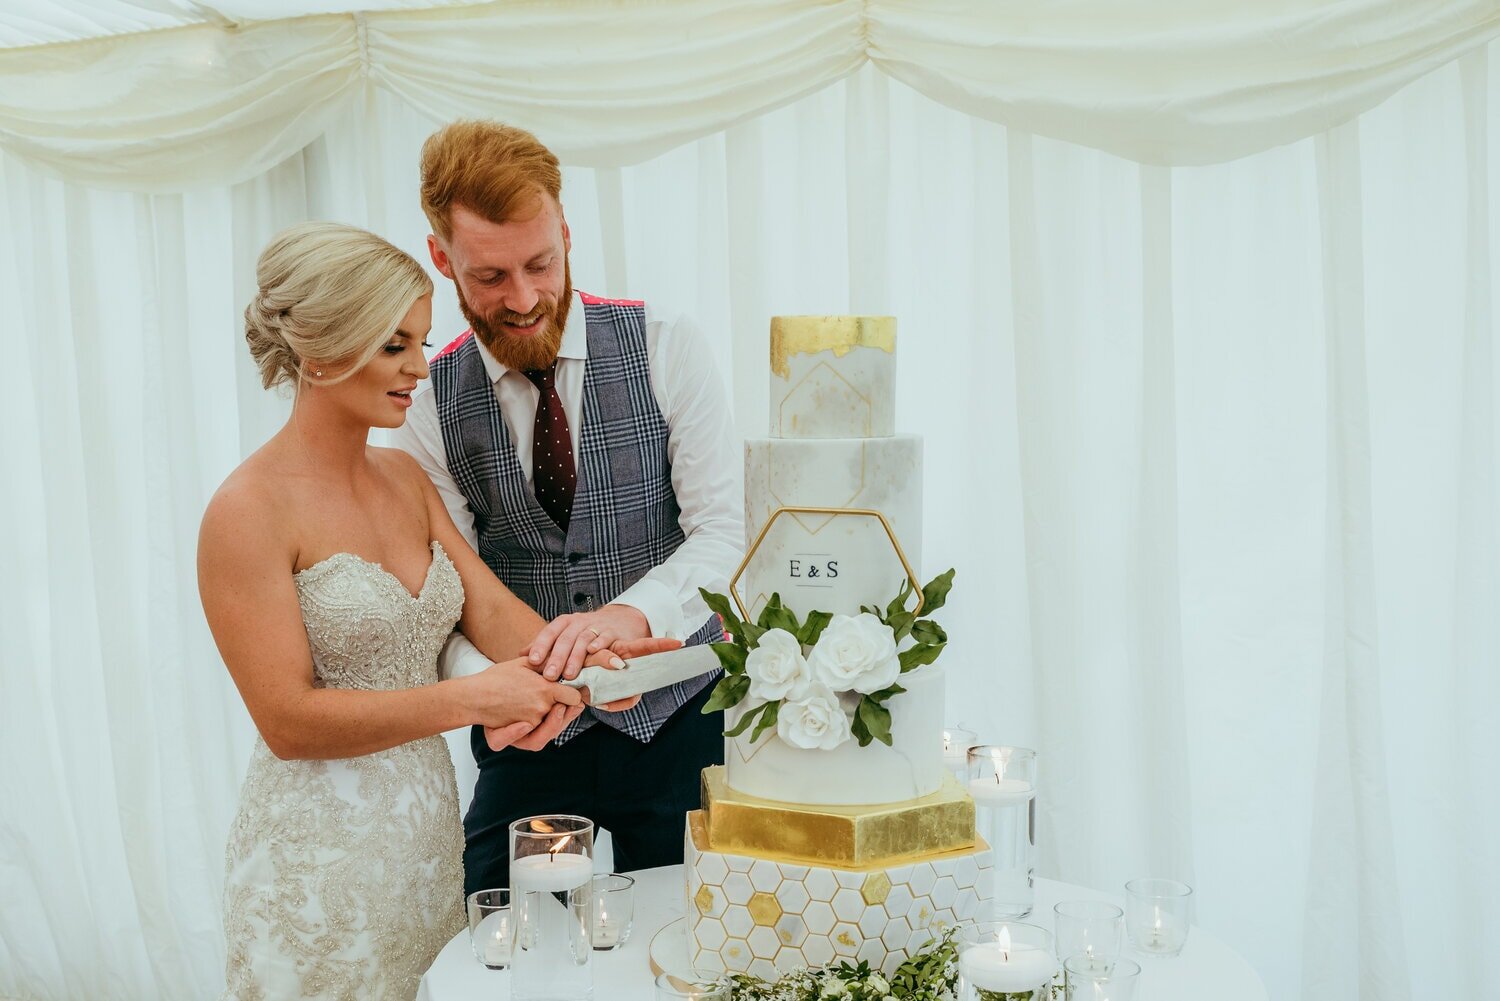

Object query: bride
[199,222,661,999]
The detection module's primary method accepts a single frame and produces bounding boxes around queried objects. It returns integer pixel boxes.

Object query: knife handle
[558,666,604,691]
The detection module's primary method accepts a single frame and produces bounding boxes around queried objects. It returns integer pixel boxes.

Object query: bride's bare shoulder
[199,451,295,566]
[369,445,434,502]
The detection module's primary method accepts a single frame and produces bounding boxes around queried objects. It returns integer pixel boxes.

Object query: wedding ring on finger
[586,626,601,639]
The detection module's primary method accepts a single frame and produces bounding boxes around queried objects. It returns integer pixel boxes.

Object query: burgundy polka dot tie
[523,363,577,530]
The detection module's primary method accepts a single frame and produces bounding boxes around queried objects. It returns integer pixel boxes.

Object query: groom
[392,120,743,893]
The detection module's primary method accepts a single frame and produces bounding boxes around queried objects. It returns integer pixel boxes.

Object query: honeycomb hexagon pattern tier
[685,811,994,977]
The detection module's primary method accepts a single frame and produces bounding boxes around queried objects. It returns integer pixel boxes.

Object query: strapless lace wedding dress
[221,541,466,1000]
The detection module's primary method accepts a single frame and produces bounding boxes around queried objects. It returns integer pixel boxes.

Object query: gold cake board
[699,765,975,869]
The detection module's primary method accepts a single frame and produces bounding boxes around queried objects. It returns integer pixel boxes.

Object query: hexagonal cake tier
[701,765,974,867]
[684,811,994,979]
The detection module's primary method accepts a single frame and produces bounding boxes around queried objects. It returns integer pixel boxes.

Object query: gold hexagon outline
[729,505,924,621]
[764,439,869,537]
[776,359,875,439]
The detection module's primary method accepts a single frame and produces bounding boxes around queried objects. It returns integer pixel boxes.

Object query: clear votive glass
[1063,955,1141,1000]
[943,726,979,779]
[1124,878,1192,957]
[654,969,730,1000]
[590,873,635,950]
[957,920,1056,1001]
[510,815,595,1000]
[466,888,515,969]
[1053,900,1124,964]
[968,745,1038,918]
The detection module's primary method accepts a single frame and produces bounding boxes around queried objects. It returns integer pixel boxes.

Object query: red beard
[458,259,573,372]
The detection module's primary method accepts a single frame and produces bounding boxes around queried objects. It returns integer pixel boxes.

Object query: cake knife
[558,644,722,705]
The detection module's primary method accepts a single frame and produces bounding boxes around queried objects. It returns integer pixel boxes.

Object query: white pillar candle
[511,853,593,893]
[960,942,1055,992]
[969,776,1035,806]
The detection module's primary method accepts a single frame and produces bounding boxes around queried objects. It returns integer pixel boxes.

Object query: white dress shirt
[391,291,744,679]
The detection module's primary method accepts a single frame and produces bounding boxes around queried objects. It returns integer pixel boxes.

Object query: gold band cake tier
[700,765,975,869]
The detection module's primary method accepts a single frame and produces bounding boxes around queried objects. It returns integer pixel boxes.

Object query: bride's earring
[314,369,323,378]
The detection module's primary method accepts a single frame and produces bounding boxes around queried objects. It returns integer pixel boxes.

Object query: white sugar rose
[806,613,900,694]
[777,683,852,750]
[744,628,811,702]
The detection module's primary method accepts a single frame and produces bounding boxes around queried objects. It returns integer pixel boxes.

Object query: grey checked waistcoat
[430,294,722,745]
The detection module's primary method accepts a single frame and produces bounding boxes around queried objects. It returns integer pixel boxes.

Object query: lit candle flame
[549,834,573,858]
[998,923,1011,962]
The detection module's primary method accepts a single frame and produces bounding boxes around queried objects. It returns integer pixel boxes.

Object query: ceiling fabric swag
[0,14,363,191]
[1,0,1498,191]
[866,0,1500,166]
[367,0,866,169]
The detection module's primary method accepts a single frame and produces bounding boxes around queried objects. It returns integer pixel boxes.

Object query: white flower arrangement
[699,570,955,749]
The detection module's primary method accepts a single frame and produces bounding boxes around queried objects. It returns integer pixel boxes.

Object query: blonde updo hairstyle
[245,222,434,390]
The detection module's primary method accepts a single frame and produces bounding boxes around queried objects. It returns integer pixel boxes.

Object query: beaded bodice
[292,541,464,691]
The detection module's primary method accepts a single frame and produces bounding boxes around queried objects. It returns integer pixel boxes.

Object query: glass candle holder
[511,815,595,1000]
[958,921,1056,1001]
[590,873,635,950]
[467,888,516,970]
[943,726,979,779]
[1053,900,1123,965]
[1063,956,1141,1000]
[654,969,730,1000]
[968,745,1038,918]
[1124,878,1192,957]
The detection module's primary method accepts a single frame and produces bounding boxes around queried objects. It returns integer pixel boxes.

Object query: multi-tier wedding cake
[681,317,993,980]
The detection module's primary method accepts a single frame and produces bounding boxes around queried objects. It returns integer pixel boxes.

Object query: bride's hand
[483,701,585,752]
[610,636,684,660]
[460,657,582,737]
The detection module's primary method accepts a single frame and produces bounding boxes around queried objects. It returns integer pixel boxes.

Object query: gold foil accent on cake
[769,316,895,379]
[748,892,783,926]
[698,767,974,869]
[861,872,891,905]
[695,884,717,915]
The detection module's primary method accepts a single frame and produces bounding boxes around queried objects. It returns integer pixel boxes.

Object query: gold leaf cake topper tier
[769,315,895,379]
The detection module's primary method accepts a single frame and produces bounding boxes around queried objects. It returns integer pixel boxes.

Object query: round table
[417,866,1267,1000]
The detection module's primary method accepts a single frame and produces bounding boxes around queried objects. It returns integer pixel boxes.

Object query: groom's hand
[484,702,585,752]
[528,604,650,681]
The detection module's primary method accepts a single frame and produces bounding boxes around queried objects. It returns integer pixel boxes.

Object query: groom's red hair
[419,120,563,241]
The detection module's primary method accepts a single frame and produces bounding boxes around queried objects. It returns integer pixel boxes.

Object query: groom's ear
[560,210,571,254]
[427,234,455,280]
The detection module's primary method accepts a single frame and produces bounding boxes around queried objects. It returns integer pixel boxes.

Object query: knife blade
[559,644,723,705]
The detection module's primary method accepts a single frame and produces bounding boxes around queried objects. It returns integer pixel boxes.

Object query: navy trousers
[461,684,724,894]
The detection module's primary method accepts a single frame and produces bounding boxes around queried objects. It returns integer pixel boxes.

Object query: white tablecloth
[418,865,1266,1000]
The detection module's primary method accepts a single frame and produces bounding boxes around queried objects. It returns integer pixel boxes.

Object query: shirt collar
[474,289,588,384]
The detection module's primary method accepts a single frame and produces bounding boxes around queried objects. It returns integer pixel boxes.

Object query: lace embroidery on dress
[221,541,467,1001]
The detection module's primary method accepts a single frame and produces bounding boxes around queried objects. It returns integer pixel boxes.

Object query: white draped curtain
[1,4,1497,1000]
